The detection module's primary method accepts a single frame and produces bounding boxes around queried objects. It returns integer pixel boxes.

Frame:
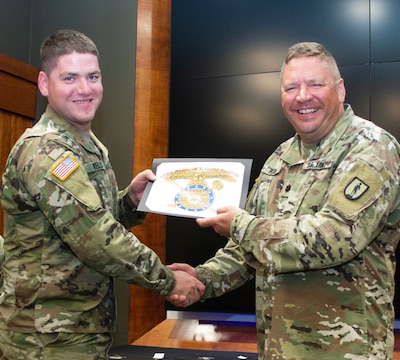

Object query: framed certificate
[137,158,253,218]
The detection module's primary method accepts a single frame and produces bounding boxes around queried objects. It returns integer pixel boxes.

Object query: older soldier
[0,29,204,359]
[168,42,400,359]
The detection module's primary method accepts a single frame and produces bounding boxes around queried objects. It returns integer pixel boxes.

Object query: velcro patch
[327,160,383,218]
[303,160,333,170]
[51,154,80,181]
[84,161,105,173]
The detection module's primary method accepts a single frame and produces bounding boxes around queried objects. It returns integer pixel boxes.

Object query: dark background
[166,0,400,318]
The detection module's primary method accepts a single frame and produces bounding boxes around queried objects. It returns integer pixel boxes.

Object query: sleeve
[0,235,4,289]
[230,138,400,274]
[196,239,255,298]
[117,186,147,228]
[23,148,176,296]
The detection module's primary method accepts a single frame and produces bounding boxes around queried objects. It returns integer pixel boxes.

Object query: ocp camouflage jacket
[196,105,400,360]
[0,106,175,333]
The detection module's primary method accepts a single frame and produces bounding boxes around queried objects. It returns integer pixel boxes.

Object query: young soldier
[0,29,204,359]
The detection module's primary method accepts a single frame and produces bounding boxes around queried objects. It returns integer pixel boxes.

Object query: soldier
[168,42,400,359]
[0,29,204,359]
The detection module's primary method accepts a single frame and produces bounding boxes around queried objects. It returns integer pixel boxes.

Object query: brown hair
[281,42,341,80]
[40,29,99,75]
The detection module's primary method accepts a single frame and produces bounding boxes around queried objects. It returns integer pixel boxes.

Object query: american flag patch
[51,154,80,181]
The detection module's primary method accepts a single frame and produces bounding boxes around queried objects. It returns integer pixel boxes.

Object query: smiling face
[280,56,346,144]
[38,52,103,133]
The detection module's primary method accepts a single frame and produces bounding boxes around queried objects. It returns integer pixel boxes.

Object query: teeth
[298,108,316,114]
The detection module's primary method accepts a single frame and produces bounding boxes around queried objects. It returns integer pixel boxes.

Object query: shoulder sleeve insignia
[327,159,384,218]
[344,177,369,200]
[51,154,80,181]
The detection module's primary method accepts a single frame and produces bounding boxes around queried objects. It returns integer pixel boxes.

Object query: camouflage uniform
[0,236,3,292]
[196,105,400,360]
[0,106,175,354]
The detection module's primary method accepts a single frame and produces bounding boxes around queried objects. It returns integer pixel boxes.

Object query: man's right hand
[166,264,204,307]
[168,263,196,277]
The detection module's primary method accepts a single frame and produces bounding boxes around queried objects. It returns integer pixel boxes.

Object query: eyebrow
[59,70,101,77]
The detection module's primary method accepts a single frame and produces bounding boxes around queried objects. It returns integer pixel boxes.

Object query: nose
[296,84,311,102]
[76,78,91,95]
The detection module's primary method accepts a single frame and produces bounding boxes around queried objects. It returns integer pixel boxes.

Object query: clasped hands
[166,263,201,307]
[165,205,241,307]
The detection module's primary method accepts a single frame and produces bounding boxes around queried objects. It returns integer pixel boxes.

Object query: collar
[40,105,108,158]
[281,104,353,166]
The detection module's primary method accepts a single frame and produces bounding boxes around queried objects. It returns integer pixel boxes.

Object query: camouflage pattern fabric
[0,236,3,292]
[0,329,112,359]
[196,105,400,359]
[0,106,176,335]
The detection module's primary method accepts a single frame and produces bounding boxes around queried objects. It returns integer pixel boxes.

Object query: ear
[337,78,346,103]
[38,71,49,97]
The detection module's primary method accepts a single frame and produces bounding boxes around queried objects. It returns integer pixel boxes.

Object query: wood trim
[0,54,38,234]
[0,53,39,83]
[129,0,171,343]
[0,54,38,119]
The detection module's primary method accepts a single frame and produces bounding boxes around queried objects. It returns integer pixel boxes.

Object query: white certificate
[138,158,253,218]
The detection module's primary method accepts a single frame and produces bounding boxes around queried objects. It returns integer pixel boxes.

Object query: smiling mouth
[298,108,317,114]
[74,99,92,104]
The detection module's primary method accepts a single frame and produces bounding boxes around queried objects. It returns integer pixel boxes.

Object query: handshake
[165,263,204,308]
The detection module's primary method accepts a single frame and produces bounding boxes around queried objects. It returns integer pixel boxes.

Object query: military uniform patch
[327,160,384,218]
[51,154,80,181]
[344,177,369,200]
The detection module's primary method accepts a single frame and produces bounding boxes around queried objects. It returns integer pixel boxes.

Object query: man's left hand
[128,169,156,206]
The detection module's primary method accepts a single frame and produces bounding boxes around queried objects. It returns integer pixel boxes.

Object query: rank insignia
[344,177,369,200]
[51,154,80,181]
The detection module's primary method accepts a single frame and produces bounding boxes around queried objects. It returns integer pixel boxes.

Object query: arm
[11,140,198,297]
[197,138,400,274]
[167,238,255,307]
[233,155,398,273]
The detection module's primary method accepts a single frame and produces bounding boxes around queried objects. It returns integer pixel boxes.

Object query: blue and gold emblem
[174,184,214,212]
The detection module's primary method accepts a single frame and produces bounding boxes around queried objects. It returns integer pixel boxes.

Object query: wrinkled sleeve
[230,141,400,275]
[0,235,3,289]
[118,187,147,228]
[196,239,255,298]
[20,148,175,296]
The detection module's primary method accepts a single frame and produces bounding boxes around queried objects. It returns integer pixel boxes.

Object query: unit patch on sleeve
[327,160,383,218]
[51,154,80,181]
[344,177,369,200]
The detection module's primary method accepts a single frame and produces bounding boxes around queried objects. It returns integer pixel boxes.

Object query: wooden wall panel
[128,0,171,343]
[0,54,38,234]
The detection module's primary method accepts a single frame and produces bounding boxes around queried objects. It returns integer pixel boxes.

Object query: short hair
[281,42,341,81]
[40,29,99,75]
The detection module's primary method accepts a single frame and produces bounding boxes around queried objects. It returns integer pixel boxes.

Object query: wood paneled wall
[0,54,38,234]
[128,0,171,342]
